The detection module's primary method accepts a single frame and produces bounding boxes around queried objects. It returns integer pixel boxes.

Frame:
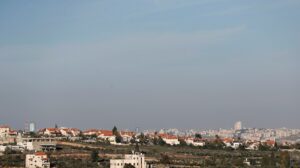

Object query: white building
[110,152,146,168]
[59,128,81,137]
[120,131,135,143]
[29,122,35,132]
[97,130,116,144]
[234,121,242,131]
[26,152,50,168]
[17,137,57,151]
[0,126,10,138]
[159,134,180,146]
[184,138,205,147]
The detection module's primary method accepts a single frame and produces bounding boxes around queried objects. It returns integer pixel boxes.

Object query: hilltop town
[1,122,300,167]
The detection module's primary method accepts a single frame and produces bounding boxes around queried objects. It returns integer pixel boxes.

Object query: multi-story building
[0,125,10,138]
[29,122,36,132]
[234,121,242,131]
[110,152,146,168]
[25,152,50,168]
[17,137,57,151]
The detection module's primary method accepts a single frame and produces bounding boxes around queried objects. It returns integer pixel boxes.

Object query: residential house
[110,152,146,168]
[26,152,50,168]
[159,134,180,145]
[98,130,116,144]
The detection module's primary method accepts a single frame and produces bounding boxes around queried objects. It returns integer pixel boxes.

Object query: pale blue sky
[0,0,299,130]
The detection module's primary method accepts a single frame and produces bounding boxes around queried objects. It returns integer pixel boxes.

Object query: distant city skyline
[0,1,299,130]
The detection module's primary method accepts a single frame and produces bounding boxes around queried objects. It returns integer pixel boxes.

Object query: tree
[259,143,271,151]
[158,137,166,146]
[137,133,150,145]
[91,150,99,162]
[280,151,290,168]
[130,136,137,144]
[153,137,158,145]
[112,126,123,143]
[160,154,171,164]
[29,131,38,138]
[135,142,140,152]
[195,133,202,139]
[124,163,135,168]
[115,134,123,143]
[179,139,187,146]
[112,126,118,135]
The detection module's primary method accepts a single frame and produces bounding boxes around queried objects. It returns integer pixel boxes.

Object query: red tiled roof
[120,131,135,136]
[159,133,178,140]
[265,140,275,146]
[222,138,233,143]
[35,152,47,156]
[99,130,113,136]
[0,125,10,128]
[46,128,59,132]
[83,129,99,133]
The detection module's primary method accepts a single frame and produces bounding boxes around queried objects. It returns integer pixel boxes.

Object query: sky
[0,0,299,130]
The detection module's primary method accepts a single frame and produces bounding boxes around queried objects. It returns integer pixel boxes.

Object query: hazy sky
[0,0,299,130]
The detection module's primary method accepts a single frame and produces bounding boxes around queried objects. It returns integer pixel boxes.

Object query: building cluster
[153,122,300,144]
[83,129,135,144]
[0,122,300,168]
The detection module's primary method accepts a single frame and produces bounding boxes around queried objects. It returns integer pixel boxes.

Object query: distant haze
[0,1,299,130]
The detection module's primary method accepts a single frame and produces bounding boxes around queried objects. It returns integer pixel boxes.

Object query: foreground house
[110,152,147,168]
[26,152,50,168]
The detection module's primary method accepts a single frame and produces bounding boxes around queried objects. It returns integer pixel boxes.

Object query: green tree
[280,151,290,168]
[91,150,99,162]
[179,138,187,146]
[259,143,271,151]
[124,163,135,168]
[158,137,166,146]
[112,126,123,143]
[153,137,158,145]
[195,133,202,139]
[112,126,118,135]
[115,134,123,143]
[160,154,171,164]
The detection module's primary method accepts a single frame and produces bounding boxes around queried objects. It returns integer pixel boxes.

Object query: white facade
[110,152,146,168]
[234,121,242,131]
[185,138,205,147]
[29,123,35,132]
[162,138,180,145]
[0,126,10,138]
[26,152,50,168]
[98,134,116,144]
[0,145,7,152]
[17,138,57,151]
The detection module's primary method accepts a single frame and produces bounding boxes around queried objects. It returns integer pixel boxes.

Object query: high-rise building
[234,121,242,131]
[29,122,36,132]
